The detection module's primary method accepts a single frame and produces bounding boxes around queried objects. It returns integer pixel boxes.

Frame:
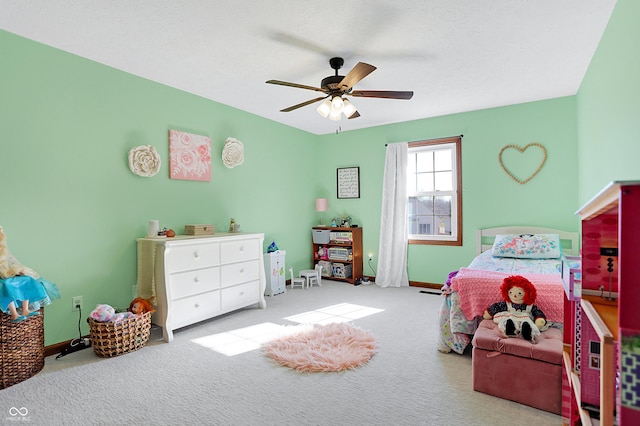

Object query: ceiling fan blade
[350,90,414,100]
[338,62,377,92]
[280,96,328,112]
[266,79,328,94]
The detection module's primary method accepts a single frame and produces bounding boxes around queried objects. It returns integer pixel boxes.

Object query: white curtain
[376,142,409,287]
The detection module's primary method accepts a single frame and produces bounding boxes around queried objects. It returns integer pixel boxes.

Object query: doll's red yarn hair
[500,275,537,305]
[128,297,155,314]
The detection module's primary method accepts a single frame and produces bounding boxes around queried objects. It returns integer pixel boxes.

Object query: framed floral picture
[169,129,211,181]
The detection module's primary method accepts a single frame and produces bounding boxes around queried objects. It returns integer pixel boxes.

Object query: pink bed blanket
[450,267,564,323]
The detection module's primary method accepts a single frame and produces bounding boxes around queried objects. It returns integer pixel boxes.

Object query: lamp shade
[316,98,331,118]
[315,198,328,212]
[342,98,357,117]
[331,96,344,111]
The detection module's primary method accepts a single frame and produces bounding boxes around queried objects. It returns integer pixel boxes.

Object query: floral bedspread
[437,292,478,354]
[437,251,563,354]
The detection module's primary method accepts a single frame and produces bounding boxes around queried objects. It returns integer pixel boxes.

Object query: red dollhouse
[563,181,640,425]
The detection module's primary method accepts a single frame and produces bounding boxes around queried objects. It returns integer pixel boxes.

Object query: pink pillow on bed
[491,234,561,259]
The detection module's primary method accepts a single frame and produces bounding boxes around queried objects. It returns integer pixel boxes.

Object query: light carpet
[0,280,561,425]
[263,322,376,372]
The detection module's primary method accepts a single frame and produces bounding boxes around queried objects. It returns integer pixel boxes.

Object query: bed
[437,226,578,355]
[436,226,578,414]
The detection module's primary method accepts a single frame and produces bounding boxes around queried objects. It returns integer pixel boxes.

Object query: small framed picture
[337,167,360,199]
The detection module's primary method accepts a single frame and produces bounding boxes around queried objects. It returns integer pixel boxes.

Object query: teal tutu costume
[0,276,60,314]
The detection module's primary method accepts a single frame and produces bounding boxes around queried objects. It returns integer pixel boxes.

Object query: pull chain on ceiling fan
[266,57,413,120]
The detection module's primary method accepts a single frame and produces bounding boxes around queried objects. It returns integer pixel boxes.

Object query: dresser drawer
[170,291,221,329]
[169,267,220,300]
[167,242,220,272]
[220,239,259,264]
[221,259,259,288]
[221,281,260,312]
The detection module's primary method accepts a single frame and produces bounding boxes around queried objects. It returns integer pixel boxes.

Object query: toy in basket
[88,297,154,358]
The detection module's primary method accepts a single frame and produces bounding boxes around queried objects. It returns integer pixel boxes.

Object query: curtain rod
[385,134,463,146]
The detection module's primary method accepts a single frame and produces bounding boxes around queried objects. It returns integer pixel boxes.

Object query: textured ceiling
[0,1,617,135]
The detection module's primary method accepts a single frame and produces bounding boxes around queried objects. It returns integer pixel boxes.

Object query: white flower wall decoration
[128,145,161,177]
[222,137,245,169]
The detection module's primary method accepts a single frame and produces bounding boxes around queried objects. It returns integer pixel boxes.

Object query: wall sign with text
[337,167,360,199]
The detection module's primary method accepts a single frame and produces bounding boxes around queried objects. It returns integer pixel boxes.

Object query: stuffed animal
[128,297,155,315]
[90,304,116,322]
[90,303,136,322]
[440,270,459,295]
[483,275,547,343]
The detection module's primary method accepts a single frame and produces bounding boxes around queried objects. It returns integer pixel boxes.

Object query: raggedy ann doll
[483,275,546,343]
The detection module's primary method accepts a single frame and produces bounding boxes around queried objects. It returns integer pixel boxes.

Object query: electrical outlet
[72,296,83,312]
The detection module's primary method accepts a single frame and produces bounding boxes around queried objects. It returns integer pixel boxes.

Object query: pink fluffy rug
[263,323,377,372]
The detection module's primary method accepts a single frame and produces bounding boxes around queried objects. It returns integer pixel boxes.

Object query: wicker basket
[0,309,45,389]
[88,311,152,357]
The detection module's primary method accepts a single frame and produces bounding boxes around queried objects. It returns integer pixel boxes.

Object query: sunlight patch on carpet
[192,322,297,356]
[284,303,384,325]
[191,303,383,356]
[263,322,377,372]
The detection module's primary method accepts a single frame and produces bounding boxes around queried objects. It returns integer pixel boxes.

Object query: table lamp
[315,198,328,226]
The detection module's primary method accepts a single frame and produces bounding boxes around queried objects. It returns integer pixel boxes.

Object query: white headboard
[476,226,579,256]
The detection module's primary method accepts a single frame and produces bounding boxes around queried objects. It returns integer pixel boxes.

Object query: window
[407,136,462,246]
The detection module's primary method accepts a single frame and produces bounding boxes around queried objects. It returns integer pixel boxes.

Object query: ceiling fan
[266,57,413,120]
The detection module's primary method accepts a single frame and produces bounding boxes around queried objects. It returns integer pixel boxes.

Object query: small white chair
[314,263,323,287]
[289,268,306,290]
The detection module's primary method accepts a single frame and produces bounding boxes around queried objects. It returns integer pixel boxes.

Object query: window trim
[407,136,462,246]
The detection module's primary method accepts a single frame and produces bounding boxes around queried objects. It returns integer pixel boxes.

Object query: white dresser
[136,233,266,342]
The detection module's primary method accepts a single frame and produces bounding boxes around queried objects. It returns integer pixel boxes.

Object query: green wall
[576,0,640,204]
[317,97,579,285]
[0,30,317,344]
[1,25,588,346]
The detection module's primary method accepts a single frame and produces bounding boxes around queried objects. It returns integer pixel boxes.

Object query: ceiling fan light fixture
[331,95,344,112]
[316,98,331,118]
[267,57,412,121]
[328,108,342,121]
[342,98,357,117]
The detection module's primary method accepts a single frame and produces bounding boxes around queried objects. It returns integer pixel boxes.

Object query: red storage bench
[471,319,563,414]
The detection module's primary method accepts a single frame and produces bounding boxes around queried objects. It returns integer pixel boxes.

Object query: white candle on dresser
[147,220,159,237]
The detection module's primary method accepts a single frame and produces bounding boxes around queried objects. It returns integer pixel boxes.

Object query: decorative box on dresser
[137,233,267,342]
[264,250,286,296]
[562,181,640,425]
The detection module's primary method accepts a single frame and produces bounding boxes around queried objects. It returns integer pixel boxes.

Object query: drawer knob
[194,303,200,309]
[239,291,244,296]
[239,246,244,252]
[194,277,200,283]
[194,251,200,259]
[239,268,244,273]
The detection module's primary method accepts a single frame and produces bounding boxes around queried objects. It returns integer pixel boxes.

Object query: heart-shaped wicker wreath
[498,142,547,185]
